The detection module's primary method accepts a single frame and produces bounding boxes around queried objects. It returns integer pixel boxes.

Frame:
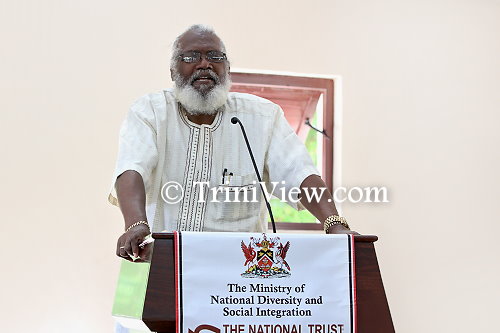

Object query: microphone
[231,116,277,233]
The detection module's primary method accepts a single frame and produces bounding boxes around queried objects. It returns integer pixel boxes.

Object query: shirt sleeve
[265,106,320,210]
[108,96,159,206]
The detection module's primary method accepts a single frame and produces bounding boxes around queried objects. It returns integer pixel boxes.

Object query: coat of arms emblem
[240,234,291,278]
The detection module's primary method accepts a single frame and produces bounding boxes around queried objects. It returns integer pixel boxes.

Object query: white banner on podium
[174,232,356,333]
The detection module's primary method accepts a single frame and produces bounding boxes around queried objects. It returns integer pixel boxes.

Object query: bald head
[170,24,227,71]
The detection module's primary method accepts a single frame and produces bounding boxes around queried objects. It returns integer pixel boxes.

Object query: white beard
[173,72,232,115]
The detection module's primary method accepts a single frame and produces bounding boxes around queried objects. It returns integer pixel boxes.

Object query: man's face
[171,30,231,115]
[173,31,229,95]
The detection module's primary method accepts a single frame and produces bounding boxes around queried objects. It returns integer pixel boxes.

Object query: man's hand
[115,170,152,261]
[116,224,150,261]
[326,224,359,235]
[299,175,359,235]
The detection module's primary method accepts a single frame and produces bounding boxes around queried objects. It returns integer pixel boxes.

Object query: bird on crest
[241,240,256,270]
[276,241,291,271]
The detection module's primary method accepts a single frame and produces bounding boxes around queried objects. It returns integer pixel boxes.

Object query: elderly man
[109,24,354,262]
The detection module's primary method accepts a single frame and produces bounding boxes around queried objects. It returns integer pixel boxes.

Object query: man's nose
[196,55,213,70]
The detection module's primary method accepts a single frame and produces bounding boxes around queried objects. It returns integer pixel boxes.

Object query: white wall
[1,1,499,332]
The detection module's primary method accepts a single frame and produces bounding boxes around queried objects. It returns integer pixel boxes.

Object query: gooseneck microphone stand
[231,116,277,233]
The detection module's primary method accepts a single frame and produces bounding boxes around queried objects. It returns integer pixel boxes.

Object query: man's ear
[170,68,174,81]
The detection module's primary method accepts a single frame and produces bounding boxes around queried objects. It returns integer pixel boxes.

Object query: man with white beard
[109,24,354,263]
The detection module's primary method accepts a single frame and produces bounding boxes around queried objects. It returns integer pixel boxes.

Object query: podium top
[152,233,378,243]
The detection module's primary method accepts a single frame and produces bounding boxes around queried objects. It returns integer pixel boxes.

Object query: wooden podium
[112,234,395,333]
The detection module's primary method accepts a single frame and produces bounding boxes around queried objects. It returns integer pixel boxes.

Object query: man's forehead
[178,30,223,51]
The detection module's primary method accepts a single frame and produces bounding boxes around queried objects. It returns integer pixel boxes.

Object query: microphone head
[231,117,239,124]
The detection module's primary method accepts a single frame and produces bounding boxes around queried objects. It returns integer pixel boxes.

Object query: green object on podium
[112,260,151,332]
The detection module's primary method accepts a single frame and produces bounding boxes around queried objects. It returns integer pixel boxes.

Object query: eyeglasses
[178,51,227,63]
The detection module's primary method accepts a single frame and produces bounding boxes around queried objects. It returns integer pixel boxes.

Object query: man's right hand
[116,224,151,261]
[115,170,150,261]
